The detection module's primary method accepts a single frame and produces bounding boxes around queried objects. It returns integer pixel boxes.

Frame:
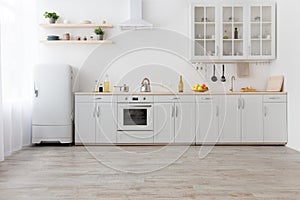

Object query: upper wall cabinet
[249,3,276,59]
[190,0,276,62]
[192,5,219,59]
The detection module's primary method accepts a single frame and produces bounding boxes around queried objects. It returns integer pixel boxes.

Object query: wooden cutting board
[267,75,284,92]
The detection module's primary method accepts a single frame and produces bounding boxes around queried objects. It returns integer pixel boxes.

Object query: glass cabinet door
[250,5,274,58]
[221,6,245,58]
[193,6,217,58]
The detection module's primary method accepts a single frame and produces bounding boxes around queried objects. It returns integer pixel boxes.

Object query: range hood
[119,0,153,30]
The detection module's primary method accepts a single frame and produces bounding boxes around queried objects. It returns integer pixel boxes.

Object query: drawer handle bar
[201,97,212,100]
[269,97,280,100]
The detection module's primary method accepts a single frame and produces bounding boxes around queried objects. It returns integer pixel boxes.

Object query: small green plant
[43,12,59,20]
[94,27,104,35]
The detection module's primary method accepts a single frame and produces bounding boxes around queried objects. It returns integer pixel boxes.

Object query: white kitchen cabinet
[263,103,287,143]
[154,95,195,144]
[196,96,219,143]
[154,103,175,143]
[75,103,96,144]
[249,3,276,60]
[191,4,219,60]
[190,0,276,61]
[95,103,117,144]
[175,102,196,143]
[220,4,247,60]
[218,95,241,143]
[241,95,263,142]
[263,95,287,143]
[75,93,286,145]
[75,95,117,145]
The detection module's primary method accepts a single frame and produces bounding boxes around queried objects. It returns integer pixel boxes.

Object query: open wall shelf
[39,24,113,28]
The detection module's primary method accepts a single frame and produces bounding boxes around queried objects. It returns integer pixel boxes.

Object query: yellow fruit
[195,84,200,87]
[192,86,196,90]
[197,86,203,90]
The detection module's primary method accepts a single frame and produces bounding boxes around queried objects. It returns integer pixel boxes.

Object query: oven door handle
[126,105,152,108]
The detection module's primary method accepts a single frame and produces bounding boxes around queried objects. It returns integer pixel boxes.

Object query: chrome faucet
[230,76,236,92]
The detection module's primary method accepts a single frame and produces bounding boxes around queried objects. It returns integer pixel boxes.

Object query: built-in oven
[117,96,153,131]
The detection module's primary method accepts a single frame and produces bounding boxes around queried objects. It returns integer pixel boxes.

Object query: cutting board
[267,75,284,92]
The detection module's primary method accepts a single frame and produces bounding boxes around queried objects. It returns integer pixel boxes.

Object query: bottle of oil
[234,28,239,39]
[178,75,184,93]
[104,74,110,92]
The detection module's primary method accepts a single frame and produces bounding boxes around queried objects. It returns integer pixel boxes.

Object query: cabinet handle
[171,105,175,117]
[95,97,102,100]
[176,106,179,117]
[264,106,267,117]
[216,106,219,117]
[96,105,100,118]
[171,97,179,100]
[93,106,97,117]
[34,82,39,97]
[201,97,212,100]
[242,98,245,109]
[238,98,241,109]
[217,46,219,56]
[269,97,280,100]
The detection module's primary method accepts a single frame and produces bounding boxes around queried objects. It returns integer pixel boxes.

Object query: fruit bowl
[191,83,209,92]
[192,89,209,92]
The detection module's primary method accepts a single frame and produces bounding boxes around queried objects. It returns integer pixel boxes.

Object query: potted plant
[94,27,105,40]
[44,12,60,24]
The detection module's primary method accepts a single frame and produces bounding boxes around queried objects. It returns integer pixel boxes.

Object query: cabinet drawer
[154,95,195,103]
[196,95,216,103]
[75,95,116,103]
[263,95,287,103]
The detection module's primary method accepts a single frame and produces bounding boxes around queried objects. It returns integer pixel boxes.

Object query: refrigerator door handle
[34,82,39,97]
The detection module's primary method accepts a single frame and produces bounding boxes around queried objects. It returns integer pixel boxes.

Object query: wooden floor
[1,146,300,199]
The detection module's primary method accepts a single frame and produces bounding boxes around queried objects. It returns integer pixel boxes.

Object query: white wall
[269,0,300,151]
[38,0,271,92]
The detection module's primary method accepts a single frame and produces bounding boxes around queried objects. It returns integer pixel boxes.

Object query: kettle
[140,78,151,92]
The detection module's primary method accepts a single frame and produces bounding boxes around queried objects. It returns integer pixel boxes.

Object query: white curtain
[0,0,37,161]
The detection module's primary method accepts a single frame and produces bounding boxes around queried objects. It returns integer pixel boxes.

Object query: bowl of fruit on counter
[191,83,209,92]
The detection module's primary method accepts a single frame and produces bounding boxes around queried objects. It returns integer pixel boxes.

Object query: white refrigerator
[32,64,73,144]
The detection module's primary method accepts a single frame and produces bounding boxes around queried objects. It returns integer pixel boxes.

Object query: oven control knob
[143,97,146,100]
[125,97,128,101]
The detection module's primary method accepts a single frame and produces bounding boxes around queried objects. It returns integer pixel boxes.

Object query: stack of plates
[47,35,60,41]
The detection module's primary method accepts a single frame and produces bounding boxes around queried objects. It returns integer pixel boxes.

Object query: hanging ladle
[211,65,218,82]
[221,64,226,82]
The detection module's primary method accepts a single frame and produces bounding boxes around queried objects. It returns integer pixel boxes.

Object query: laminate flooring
[0,145,300,199]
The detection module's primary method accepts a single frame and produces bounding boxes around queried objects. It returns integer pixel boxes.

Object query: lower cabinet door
[154,103,175,143]
[174,102,195,144]
[241,95,263,142]
[75,103,96,144]
[263,103,287,143]
[196,98,219,143]
[96,103,117,144]
[219,95,241,143]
